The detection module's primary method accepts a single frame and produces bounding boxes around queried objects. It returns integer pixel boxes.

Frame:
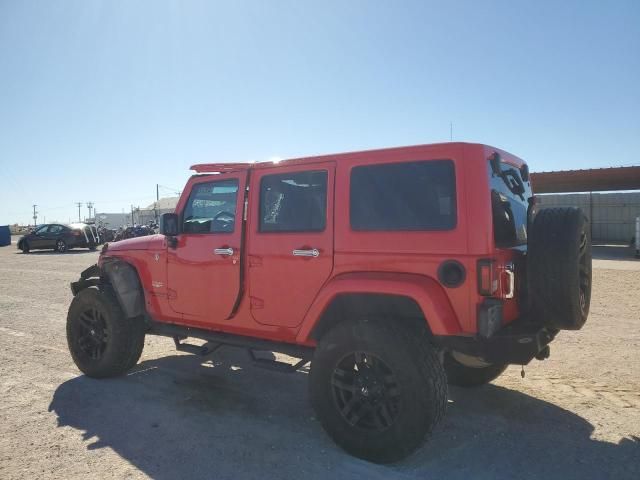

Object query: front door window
[182,180,239,234]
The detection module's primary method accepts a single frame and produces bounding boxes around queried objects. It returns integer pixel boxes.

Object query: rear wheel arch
[310,293,433,342]
[298,273,463,343]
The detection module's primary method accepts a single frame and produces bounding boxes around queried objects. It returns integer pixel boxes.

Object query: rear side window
[259,170,328,232]
[350,160,456,231]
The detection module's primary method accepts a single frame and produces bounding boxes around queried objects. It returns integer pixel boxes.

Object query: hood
[106,234,166,252]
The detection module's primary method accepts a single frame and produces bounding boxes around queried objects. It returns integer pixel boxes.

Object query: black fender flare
[70,261,145,319]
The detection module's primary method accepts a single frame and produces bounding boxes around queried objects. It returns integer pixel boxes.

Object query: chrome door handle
[292,248,320,258]
[214,247,234,256]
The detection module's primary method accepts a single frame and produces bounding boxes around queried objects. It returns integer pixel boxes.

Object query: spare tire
[528,207,591,330]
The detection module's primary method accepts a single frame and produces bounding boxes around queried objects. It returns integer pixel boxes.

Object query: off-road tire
[528,207,592,330]
[310,321,447,463]
[67,286,145,378]
[443,351,507,387]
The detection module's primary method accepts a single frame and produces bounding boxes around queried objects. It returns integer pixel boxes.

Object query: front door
[167,172,247,324]
[31,225,50,248]
[248,163,334,328]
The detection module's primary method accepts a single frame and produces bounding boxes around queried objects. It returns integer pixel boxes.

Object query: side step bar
[149,321,314,361]
[173,337,223,356]
[247,349,309,373]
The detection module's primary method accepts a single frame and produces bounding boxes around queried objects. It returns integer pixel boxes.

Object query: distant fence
[537,192,640,244]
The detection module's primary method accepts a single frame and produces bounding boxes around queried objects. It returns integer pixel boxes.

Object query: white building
[93,196,180,228]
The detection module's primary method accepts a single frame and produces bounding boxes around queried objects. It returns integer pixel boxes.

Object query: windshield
[488,160,533,248]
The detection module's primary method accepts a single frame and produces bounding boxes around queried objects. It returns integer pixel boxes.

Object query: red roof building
[531,166,640,193]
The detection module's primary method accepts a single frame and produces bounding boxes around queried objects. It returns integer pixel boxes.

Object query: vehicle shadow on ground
[49,349,639,480]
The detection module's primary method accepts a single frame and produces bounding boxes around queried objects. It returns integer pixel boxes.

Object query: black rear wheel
[310,321,447,463]
[67,286,145,378]
[55,239,67,253]
[331,351,402,431]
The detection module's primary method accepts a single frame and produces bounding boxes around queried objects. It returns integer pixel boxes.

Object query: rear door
[47,225,65,247]
[248,163,334,328]
[167,172,247,323]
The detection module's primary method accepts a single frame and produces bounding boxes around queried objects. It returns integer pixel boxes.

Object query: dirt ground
[0,239,638,479]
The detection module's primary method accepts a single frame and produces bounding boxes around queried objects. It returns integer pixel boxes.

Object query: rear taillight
[477,259,499,296]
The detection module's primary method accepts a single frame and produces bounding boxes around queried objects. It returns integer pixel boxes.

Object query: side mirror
[160,213,179,236]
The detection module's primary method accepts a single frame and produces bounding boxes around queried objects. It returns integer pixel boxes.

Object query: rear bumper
[434,320,558,365]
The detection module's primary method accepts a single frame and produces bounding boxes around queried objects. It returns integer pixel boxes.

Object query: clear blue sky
[1,0,639,225]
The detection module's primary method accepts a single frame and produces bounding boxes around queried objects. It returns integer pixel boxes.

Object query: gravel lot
[1,238,639,479]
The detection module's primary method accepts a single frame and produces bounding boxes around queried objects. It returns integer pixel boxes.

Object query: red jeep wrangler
[67,143,591,463]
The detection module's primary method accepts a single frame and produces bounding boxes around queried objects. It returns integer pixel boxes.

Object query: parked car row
[17,221,159,253]
[18,223,101,253]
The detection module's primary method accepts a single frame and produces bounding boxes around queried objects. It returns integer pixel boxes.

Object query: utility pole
[32,205,38,226]
[76,202,82,222]
[155,184,160,223]
[131,205,134,226]
[86,202,94,221]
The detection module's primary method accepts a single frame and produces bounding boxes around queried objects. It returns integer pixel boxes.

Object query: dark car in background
[17,223,99,253]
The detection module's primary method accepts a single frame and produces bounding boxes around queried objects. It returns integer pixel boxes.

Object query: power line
[157,184,182,195]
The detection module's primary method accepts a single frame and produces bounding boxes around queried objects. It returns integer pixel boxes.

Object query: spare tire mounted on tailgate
[528,207,592,330]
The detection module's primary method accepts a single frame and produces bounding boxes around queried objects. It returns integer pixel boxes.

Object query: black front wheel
[67,286,145,378]
[20,240,30,253]
[310,321,447,463]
